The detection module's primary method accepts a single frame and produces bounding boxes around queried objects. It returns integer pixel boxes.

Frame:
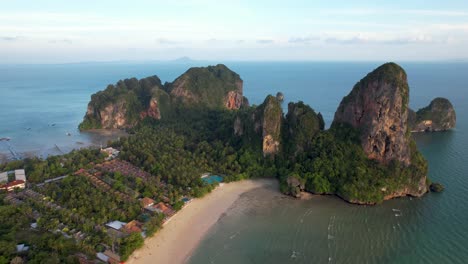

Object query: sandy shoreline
[127,178,277,264]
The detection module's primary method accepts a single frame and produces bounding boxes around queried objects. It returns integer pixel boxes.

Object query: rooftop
[105,220,127,230]
[14,169,26,181]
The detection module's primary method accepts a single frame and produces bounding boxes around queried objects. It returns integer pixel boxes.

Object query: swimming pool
[202,175,223,185]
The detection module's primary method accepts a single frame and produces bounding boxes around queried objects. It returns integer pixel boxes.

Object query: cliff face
[168,64,247,109]
[330,62,428,202]
[333,62,411,165]
[80,76,166,130]
[80,64,245,130]
[284,101,324,156]
[234,95,283,156]
[258,96,283,156]
[409,97,456,132]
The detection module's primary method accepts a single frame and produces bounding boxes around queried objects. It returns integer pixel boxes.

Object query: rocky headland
[409,97,456,132]
[80,62,449,204]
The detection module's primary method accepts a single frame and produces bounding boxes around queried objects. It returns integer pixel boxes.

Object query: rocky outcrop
[284,101,324,155]
[329,62,429,203]
[234,95,283,156]
[97,100,129,129]
[286,176,305,198]
[332,62,411,165]
[80,65,246,130]
[140,98,161,120]
[409,98,456,132]
[257,96,283,156]
[168,64,247,109]
[225,90,244,110]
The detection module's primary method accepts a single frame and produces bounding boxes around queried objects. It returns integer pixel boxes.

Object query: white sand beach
[127,179,277,264]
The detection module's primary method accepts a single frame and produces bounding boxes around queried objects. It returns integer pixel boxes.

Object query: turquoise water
[1,62,467,262]
[202,175,224,185]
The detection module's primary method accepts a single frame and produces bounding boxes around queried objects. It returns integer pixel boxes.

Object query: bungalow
[153,202,175,218]
[101,147,120,160]
[103,249,123,264]
[140,197,155,208]
[122,220,143,234]
[105,221,127,231]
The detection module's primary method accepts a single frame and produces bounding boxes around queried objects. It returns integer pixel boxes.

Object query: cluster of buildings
[101,147,120,161]
[0,169,26,192]
[140,197,175,221]
[96,159,152,181]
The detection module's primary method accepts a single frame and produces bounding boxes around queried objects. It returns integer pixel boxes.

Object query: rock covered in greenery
[256,95,283,156]
[234,95,283,156]
[79,64,247,130]
[286,175,305,198]
[167,64,247,109]
[333,62,411,165]
[409,98,456,132]
[430,182,445,193]
[283,101,324,156]
[316,62,428,203]
[79,76,169,129]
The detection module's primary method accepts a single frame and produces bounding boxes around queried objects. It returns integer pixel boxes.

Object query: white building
[0,172,7,183]
[15,169,26,181]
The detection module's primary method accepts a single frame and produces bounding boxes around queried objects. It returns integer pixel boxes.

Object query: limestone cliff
[283,101,324,156]
[409,98,456,132]
[330,62,428,201]
[80,76,167,130]
[167,64,248,110]
[332,62,411,165]
[80,64,246,130]
[257,96,283,156]
[234,95,283,156]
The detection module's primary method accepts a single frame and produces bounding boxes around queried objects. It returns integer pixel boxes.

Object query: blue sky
[2,0,468,63]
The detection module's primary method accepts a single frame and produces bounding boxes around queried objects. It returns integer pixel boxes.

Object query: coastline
[127,178,277,264]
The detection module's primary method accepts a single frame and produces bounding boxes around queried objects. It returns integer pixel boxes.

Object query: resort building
[122,220,143,234]
[0,172,8,183]
[0,169,27,192]
[0,180,25,192]
[140,197,155,208]
[105,221,127,231]
[153,202,175,218]
[97,250,123,264]
[15,169,26,181]
[101,147,120,160]
[16,244,29,253]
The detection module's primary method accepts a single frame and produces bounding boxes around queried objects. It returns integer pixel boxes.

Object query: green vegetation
[430,182,445,193]
[0,63,431,261]
[341,63,409,112]
[79,76,167,130]
[283,101,324,156]
[415,97,455,124]
[79,64,244,130]
[168,64,242,108]
[278,123,427,204]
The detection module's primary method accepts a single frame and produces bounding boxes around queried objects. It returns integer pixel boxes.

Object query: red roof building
[140,197,155,208]
[0,180,25,192]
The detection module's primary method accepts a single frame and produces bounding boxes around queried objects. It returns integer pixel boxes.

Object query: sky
[2,0,468,63]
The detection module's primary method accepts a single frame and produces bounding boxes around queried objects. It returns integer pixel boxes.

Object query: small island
[0,62,455,263]
[409,97,457,132]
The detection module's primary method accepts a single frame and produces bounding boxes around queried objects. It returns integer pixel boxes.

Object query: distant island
[0,63,456,263]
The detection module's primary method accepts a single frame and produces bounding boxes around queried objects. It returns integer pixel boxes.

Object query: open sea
[1,61,467,263]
